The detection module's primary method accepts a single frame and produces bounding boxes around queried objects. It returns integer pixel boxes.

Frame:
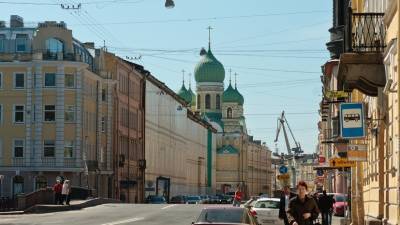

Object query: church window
[205,94,211,109]
[216,94,221,109]
[197,95,201,109]
[227,107,232,118]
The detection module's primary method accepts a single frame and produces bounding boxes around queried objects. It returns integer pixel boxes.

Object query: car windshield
[254,200,280,209]
[197,209,243,223]
[335,195,346,202]
[188,196,200,200]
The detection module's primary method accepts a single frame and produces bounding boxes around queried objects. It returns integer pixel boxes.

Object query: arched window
[13,176,24,196]
[227,107,233,118]
[205,94,211,109]
[216,94,221,109]
[197,95,201,109]
[45,38,64,53]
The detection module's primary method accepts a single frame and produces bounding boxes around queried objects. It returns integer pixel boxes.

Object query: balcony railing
[12,158,25,167]
[347,11,386,52]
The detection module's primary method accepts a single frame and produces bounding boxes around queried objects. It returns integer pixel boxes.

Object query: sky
[3,0,331,154]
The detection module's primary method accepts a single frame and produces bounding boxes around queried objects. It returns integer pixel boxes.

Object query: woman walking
[61,180,71,205]
[287,181,320,225]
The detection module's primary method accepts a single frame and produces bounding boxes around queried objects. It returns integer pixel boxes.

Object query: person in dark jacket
[287,181,320,225]
[318,190,335,225]
[279,185,296,225]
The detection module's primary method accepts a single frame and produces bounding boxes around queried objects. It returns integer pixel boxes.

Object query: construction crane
[274,111,303,156]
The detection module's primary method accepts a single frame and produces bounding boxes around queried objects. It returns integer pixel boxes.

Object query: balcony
[337,10,386,96]
[12,158,25,167]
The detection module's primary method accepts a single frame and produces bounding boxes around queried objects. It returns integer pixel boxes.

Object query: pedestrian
[287,181,320,225]
[232,187,243,207]
[62,180,71,205]
[52,180,63,205]
[318,190,334,225]
[279,185,296,225]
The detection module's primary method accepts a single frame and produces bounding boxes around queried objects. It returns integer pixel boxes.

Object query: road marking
[100,217,144,225]
[161,204,176,210]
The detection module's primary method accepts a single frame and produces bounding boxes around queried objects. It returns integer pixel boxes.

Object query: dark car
[170,195,187,204]
[216,194,233,204]
[146,195,166,204]
[192,206,258,225]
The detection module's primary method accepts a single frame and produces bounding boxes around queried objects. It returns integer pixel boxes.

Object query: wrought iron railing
[348,11,386,52]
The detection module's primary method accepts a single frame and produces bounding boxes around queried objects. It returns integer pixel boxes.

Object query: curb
[21,198,121,214]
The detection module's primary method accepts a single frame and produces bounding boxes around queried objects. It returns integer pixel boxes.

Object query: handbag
[313,218,322,225]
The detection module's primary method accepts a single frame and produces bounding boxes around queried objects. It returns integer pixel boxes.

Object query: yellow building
[0,16,113,198]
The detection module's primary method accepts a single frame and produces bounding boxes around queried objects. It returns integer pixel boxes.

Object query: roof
[223,83,244,105]
[194,48,225,83]
[177,83,192,104]
[204,112,224,129]
[217,145,239,154]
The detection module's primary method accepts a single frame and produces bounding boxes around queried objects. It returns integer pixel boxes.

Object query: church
[177,41,272,196]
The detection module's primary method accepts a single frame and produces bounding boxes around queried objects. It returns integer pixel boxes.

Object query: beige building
[0,16,113,197]
[145,74,217,201]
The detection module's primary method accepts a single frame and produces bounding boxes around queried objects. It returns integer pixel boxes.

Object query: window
[14,73,25,88]
[43,140,55,157]
[44,73,56,87]
[14,105,24,123]
[0,72,3,88]
[0,139,2,158]
[197,95,201,109]
[205,94,211,109]
[216,94,221,109]
[65,74,75,88]
[102,89,106,101]
[101,116,106,132]
[227,107,233,119]
[0,105,2,124]
[45,38,63,53]
[44,105,55,122]
[64,141,73,158]
[15,34,27,52]
[65,105,75,122]
[0,34,5,52]
[13,139,24,157]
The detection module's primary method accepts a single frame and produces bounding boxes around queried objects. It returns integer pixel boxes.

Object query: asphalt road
[0,204,207,225]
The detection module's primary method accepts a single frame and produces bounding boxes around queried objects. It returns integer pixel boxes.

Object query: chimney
[0,21,5,28]
[10,15,24,28]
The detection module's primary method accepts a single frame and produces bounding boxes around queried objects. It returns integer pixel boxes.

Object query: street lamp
[165,0,175,8]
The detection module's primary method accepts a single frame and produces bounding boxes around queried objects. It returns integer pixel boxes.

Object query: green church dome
[177,84,192,104]
[194,48,225,83]
[188,87,196,106]
[223,83,244,105]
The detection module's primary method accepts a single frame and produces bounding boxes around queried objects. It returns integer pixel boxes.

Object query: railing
[0,197,17,211]
[64,158,76,168]
[348,11,386,52]
[12,158,25,167]
[41,157,56,167]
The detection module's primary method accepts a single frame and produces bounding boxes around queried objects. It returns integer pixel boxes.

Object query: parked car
[146,195,167,204]
[243,196,259,209]
[170,195,187,204]
[187,196,202,204]
[251,198,283,225]
[192,206,258,225]
[200,195,211,204]
[331,193,347,217]
[209,195,222,204]
[216,194,233,204]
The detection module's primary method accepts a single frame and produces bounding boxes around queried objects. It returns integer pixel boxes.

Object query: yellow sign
[347,150,367,161]
[325,91,349,99]
[277,174,290,180]
[329,157,356,167]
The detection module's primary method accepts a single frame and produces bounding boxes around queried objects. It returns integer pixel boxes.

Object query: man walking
[287,181,320,225]
[318,190,335,225]
[52,180,63,205]
[279,185,295,225]
[233,187,243,207]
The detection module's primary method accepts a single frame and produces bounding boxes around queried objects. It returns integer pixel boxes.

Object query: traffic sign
[340,103,365,139]
[329,157,356,167]
[325,91,349,99]
[277,174,290,180]
[279,165,288,174]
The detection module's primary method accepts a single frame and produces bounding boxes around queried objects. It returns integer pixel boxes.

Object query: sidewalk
[332,216,348,225]
[0,198,120,215]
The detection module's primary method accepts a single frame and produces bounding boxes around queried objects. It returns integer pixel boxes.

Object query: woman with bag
[61,180,72,205]
[287,181,320,225]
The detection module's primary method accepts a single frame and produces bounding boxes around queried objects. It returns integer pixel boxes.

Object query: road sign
[277,174,290,180]
[329,157,356,168]
[325,91,349,99]
[279,165,288,174]
[347,150,368,161]
[340,103,365,139]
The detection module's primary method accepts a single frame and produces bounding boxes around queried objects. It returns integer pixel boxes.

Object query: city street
[0,203,346,225]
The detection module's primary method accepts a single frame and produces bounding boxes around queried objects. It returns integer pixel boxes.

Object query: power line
[0,0,144,5]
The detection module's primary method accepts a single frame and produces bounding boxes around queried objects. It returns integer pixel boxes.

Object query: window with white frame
[64,141,73,158]
[65,105,75,122]
[14,105,24,123]
[13,139,24,157]
[14,73,25,89]
[44,73,56,87]
[101,116,106,132]
[15,34,27,52]
[44,105,55,122]
[43,140,55,157]
[65,74,75,88]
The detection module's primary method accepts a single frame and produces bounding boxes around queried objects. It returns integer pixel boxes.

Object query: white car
[252,198,284,225]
